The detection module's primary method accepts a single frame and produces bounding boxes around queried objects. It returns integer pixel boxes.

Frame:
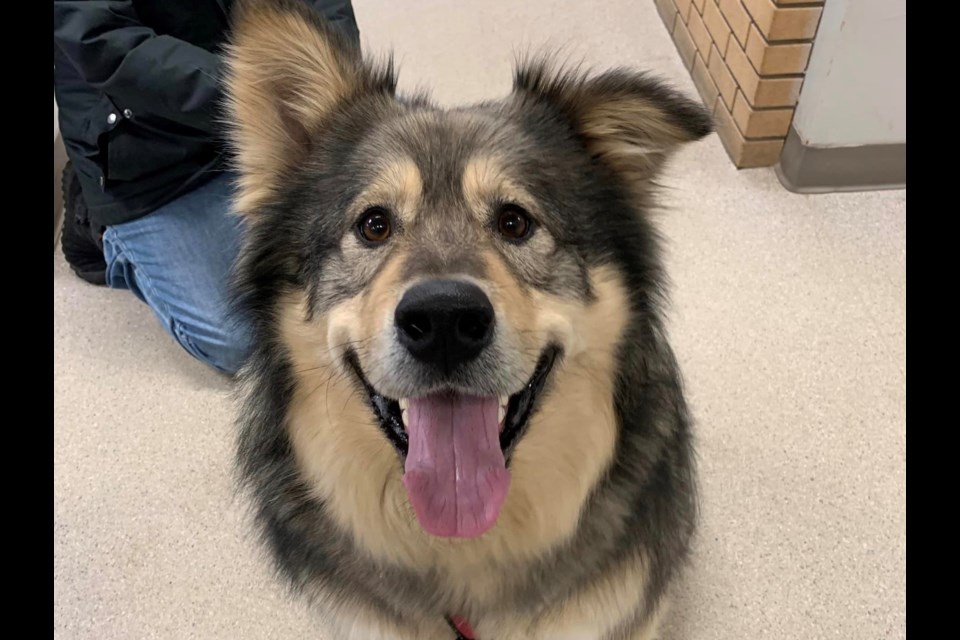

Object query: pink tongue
[402,393,510,538]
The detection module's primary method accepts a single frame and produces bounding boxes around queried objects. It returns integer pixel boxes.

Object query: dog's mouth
[344,346,561,539]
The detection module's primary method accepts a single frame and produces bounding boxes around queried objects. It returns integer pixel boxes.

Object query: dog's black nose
[395,280,495,372]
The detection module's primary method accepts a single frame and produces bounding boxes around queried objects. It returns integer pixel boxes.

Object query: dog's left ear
[513,63,712,181]
[224,0,395,215]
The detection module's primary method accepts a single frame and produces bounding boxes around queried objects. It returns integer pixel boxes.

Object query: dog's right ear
[225,0,395,215]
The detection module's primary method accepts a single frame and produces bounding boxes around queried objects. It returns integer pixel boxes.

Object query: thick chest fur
[304,548,660,640]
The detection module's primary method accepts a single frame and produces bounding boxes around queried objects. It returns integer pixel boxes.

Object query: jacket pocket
[81,94,122,186]
[91,94,209,184]
[104,120,198,182]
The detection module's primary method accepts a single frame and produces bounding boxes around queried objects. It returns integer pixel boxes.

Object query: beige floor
[53,1,906,638]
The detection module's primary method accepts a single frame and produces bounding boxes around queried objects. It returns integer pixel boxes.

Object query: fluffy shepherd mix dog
[226,1,711,637]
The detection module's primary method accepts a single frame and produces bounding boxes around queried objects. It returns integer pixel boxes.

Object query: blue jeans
[102,173,252,375]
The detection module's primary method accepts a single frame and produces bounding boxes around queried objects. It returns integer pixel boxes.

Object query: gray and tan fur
[226,1,711,638]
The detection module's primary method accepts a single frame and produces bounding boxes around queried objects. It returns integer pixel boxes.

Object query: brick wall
[654,0,823,168]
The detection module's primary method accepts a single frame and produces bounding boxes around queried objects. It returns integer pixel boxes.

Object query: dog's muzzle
[346,278,561,539]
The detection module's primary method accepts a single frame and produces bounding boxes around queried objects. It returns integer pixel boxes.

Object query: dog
[225,1,711,637]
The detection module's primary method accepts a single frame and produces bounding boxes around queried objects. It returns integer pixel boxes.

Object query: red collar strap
[446,614,477,640]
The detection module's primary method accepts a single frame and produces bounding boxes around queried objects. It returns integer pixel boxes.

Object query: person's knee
[206,341,251,376]
[171,321,252,376]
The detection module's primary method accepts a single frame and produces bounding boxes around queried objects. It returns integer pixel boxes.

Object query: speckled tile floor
[53,1,906,638]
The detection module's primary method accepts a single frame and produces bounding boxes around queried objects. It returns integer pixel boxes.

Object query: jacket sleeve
[309,0,361,46]
[53,1,223,134]
[53,1,361,135]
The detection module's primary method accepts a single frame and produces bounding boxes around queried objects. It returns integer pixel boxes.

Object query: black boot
[60,161,107,286]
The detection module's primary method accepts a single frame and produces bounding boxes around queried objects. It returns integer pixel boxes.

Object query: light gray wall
[792,0,906,148]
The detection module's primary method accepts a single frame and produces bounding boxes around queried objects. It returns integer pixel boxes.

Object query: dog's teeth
[498,404,506,425]
[401,408,409,427]
[399,398,409,411]
[499,394,508,407]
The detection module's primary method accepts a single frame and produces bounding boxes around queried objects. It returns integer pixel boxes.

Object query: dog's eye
[497,205,533,242]
[357,208,392,244]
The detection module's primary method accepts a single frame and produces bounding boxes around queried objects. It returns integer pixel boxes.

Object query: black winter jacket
[53,0,360,229]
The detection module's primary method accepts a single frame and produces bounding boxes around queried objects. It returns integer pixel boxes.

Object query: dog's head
[227,0,710,543]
